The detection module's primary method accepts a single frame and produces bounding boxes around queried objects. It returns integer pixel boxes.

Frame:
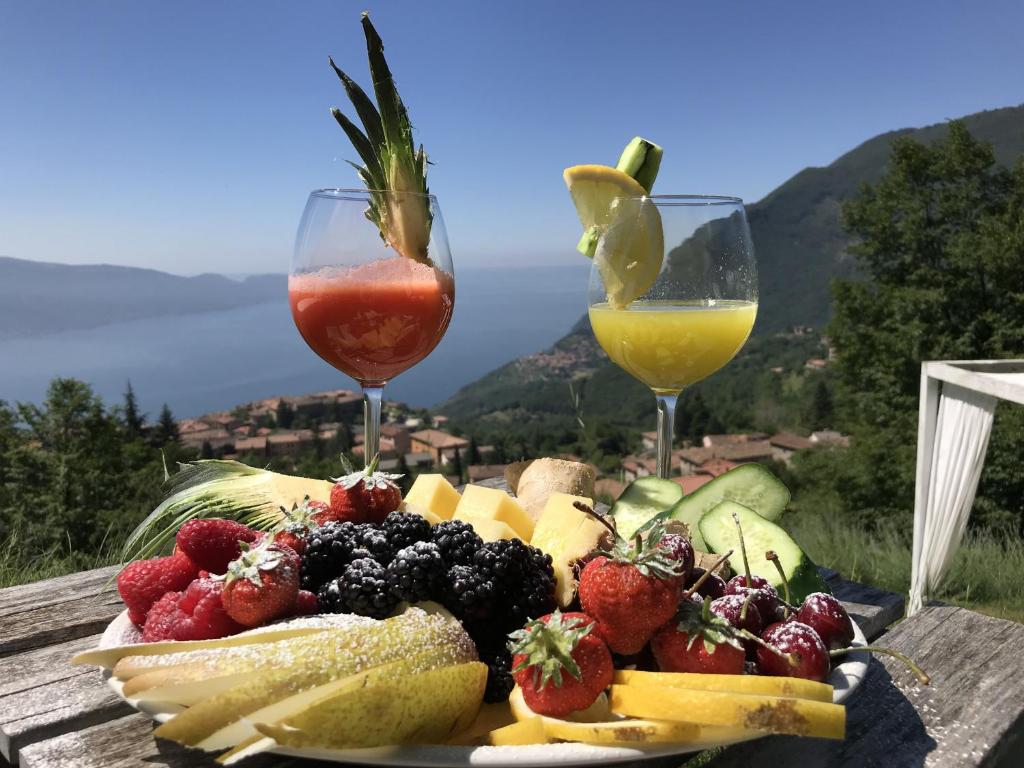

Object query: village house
[621,455,657,482]
[805,358,828,371]
[672,474,714,494]
[640,431,658,451]
[409,429,469,467]
[234,436,268,456]
[266,429,316,457]
[769,432,813,464]
[697,458,738,477]
[810,430,851,447]
[381,423,412,454]
[179,427,233,452]
[468,464,507,483]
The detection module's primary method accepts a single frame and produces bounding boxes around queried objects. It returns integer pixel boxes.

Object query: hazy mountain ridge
[0,256,284,337]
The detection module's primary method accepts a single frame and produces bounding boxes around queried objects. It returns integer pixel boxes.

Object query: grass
[788,497,1024,623]
[0,525,120,589]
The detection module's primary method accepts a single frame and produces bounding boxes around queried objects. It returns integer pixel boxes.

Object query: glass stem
[655,391,680,479]
[362,385,384,468]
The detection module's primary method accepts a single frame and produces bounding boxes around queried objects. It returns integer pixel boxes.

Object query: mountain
[0,257,283,338]
[439,105,1024,437]
[751,104,1024,332]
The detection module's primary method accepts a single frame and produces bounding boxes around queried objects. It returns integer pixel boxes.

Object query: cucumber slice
[610,477,683,539]
[698,501,829,603]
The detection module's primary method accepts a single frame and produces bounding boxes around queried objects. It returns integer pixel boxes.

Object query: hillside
[750,104,1024,332]
[0,257,282,338]
[439,105,1024,443]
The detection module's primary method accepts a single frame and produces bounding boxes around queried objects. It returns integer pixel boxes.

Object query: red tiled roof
[410,429,469,449]
[697,458,738,477]
[672,474,714,494]
[770,432,813,451]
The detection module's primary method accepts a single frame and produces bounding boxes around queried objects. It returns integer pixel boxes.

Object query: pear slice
[73,613,374,669]
[125,670,254,705]
[155,608,474,749]
[252,661,487,750]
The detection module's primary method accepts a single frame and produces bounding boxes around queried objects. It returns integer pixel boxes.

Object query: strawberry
[117,552,201,625]
[176,518,260,574]
[509,610,613,717]
[294,589,319,615]
[141,577,242,642]
[577,520,684,655]
[221,538,300,627]
[327,454,403,525]
[271,496,324,555]
[651,599,746,675]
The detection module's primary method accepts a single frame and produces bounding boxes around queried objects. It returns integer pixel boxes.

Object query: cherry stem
[681,549,734,599]
[574,502,618,538]
[740,589,755,622]
[765,550,794,617]
[732,512,752,584]
[830,645,931,685]
[739,629,798,667]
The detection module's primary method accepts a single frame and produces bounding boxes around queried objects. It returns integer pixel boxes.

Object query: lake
[0,265,590,417]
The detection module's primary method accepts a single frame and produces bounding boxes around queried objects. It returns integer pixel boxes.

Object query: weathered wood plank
[18,713,311,768]
[829,578,906,640]
[0,664,132,764]
[706,604,1024,768]
[0,566,119,616]
[0,592,123,659]
[0,635,104,698]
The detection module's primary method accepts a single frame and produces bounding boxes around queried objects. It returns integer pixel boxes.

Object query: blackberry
[318,557,398,619]
[431,520,483,566]
[381,511,432,552]
[386,542,445,602]
[354,524,393,564]
[300,521,363,592]
[480,647,515,703]
[446,564,496,621]
[473,539,556,627]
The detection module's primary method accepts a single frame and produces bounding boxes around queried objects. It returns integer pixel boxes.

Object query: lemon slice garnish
[563,164,664,308]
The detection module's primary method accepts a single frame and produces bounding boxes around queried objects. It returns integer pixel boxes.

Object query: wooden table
[2,561,1022,767]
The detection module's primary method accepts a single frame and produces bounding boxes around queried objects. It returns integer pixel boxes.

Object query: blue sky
[1,0,1022,274]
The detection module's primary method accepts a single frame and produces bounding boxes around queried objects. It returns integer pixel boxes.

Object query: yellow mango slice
[404,474,461,520]
[614,669,833,702]
[486,716,550,746]
[529,492,603,606]
[609,684,846,740]
[447,702,516,745]
[455,485,535,540]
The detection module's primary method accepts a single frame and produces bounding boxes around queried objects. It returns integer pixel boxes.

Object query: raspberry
[431,520,483,567]
[117,552,201,625]
[318,558,398,619]
[386,542,445,602]
[294,589,319,615]
[175,518,260,574]
[141,577,241,642]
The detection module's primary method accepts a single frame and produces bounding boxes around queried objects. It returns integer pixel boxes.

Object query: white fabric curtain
[908,383,997,615]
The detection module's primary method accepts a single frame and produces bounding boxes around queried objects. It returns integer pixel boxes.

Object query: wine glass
[290,189,455,463]
[587,195,757,478]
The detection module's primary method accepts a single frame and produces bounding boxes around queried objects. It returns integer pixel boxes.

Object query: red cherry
[757,621,830,682]
[725,576,781,624]
[795,593,854,650]
[709,594,763,636]
[686,567,726,600]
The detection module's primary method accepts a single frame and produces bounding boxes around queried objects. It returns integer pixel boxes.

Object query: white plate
[99,610,868,766]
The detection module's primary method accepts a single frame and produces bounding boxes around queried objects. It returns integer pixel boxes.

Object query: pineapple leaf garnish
[329,12,432,264]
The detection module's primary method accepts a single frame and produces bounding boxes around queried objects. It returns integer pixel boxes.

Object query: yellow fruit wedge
[404,474,461,520]
[508,686,748,746]
[447,702,517,745]
[461,515,521,542]
[614,669,834,702]
[252,662,487,750]
[563,164,664,309]
[153,608,474,749]
[486,717,550,746]
[124,670,253,705]
[609,684,846,740]
[71,619,353,670]
[529,492,603,607]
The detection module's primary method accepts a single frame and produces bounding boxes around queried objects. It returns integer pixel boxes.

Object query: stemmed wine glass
[290,189,455,463]
[587,195,757,478]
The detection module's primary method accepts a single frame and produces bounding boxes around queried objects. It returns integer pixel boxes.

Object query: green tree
[467,437,482,465]
[449,446,464,483]
[276,399,295,429]
[122,380,145,438]
[153,403,180,447]
[807,379,834,431]
[825,121,1024,528]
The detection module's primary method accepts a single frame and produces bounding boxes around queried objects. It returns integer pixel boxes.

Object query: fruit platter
[71,455,931,766]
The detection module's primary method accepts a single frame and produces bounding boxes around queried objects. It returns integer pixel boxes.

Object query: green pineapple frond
[329,12,433,264]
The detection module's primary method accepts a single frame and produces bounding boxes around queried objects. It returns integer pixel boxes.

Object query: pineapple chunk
[454,485,535,540]
[461,516,521,542]
[403,474,461,520]
[529,492,604,607]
